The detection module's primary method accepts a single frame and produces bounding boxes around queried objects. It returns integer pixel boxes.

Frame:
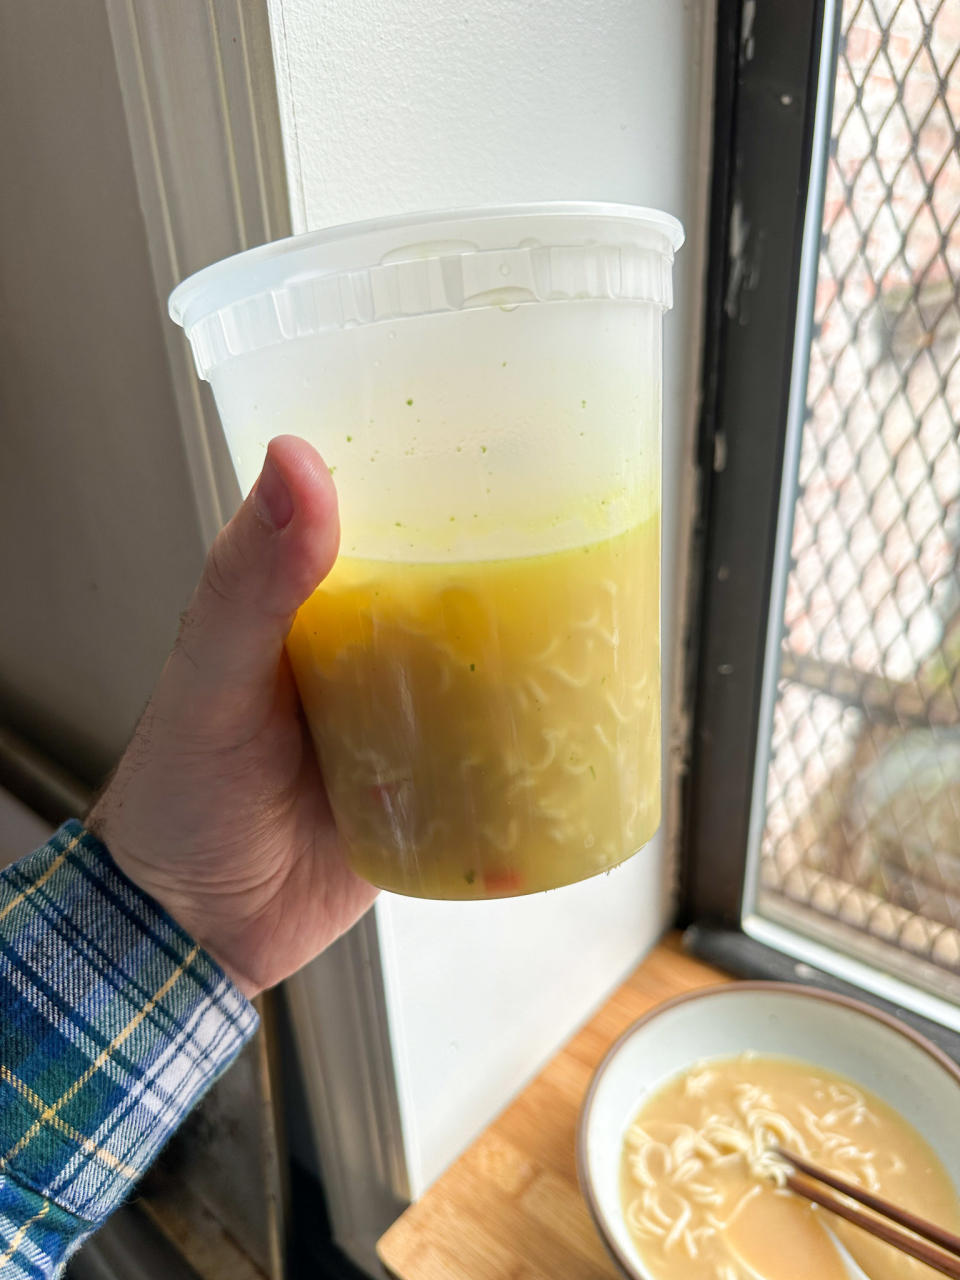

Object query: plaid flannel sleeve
[0,820,259,1278]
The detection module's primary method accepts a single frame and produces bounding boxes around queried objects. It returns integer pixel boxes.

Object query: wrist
[84,808,261,998]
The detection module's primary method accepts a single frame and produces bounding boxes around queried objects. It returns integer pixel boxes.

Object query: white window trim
[104,0,288,545]
[103,4,409,1270]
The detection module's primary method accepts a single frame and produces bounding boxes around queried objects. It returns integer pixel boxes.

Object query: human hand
[87,436,378,998]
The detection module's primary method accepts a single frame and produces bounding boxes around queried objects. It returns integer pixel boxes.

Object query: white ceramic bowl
[577,981,960,1279]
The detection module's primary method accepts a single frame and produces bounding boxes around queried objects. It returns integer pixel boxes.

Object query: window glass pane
[750,0,960,996]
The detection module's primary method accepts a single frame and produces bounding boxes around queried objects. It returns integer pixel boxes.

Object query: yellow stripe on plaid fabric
[0,834,79,923]
[0,1196,49,1266]
[0,821,258,1265]
[3,944,200,1165]
[0,1067,140,1179]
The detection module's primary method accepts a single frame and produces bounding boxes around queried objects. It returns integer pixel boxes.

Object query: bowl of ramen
[577,982,960,1280]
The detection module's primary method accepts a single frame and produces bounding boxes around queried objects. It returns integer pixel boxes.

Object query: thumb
[174,435,339,695]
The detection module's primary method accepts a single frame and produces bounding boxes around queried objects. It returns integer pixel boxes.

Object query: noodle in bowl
[577,982,960,1280]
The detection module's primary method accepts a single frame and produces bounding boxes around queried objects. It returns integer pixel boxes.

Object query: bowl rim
[576,978,960,1280]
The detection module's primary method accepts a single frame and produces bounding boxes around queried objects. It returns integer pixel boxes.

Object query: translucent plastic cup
[169,203,683,899]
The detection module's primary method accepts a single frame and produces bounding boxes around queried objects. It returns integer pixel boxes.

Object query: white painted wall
[268,0,713,1196]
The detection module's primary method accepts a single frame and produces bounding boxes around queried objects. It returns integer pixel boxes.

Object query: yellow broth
[286,517,659,897]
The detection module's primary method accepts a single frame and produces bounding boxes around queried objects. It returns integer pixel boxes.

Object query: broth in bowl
[621,1053,959,1280]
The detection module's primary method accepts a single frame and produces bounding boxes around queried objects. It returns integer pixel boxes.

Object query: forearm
[0,821,257,1277]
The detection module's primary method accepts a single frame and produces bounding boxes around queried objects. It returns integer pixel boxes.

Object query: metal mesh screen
[755,0,960,996]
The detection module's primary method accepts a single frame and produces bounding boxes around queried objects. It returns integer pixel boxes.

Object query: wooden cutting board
[378,936,729,1280]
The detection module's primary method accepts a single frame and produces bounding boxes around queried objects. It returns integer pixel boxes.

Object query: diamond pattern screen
[754,0,960,996]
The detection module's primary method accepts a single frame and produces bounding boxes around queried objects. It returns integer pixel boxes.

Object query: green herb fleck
[589,764,597,780]
[346,435,353,443]
[501,361,507,367]
[581,399,587,409]
[469,662,475,672]
[395,521,403,527]
[406,397,414,406]
[465,869,476,885]
[480,445,487,454]
[449,515,456,522]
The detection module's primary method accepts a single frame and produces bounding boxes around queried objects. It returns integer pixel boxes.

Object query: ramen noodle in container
[169,203,684,899]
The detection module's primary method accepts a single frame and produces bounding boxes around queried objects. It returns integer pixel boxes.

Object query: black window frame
[678,0,960,1061]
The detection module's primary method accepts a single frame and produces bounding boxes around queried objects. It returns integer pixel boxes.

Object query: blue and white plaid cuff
[0,820,258,1276]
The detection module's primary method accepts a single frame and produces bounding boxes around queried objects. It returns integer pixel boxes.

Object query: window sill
[684,923,960,1064]
[376,934,729,1279]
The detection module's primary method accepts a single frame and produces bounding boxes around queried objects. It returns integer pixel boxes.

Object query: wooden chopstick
[776,1147,960,1279]
[777,1147,960,1256]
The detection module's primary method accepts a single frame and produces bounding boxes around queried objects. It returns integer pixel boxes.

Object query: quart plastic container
[169,203,683,899]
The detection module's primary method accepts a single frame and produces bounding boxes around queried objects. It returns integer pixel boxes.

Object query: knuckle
[202,534,238,606]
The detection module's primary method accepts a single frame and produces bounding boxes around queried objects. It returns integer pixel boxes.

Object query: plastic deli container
[169,203,684,899]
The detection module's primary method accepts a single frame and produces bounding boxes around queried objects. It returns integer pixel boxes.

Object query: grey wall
[0,1,205,786]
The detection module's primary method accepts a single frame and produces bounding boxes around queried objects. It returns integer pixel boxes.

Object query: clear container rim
[168,201,684,332]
